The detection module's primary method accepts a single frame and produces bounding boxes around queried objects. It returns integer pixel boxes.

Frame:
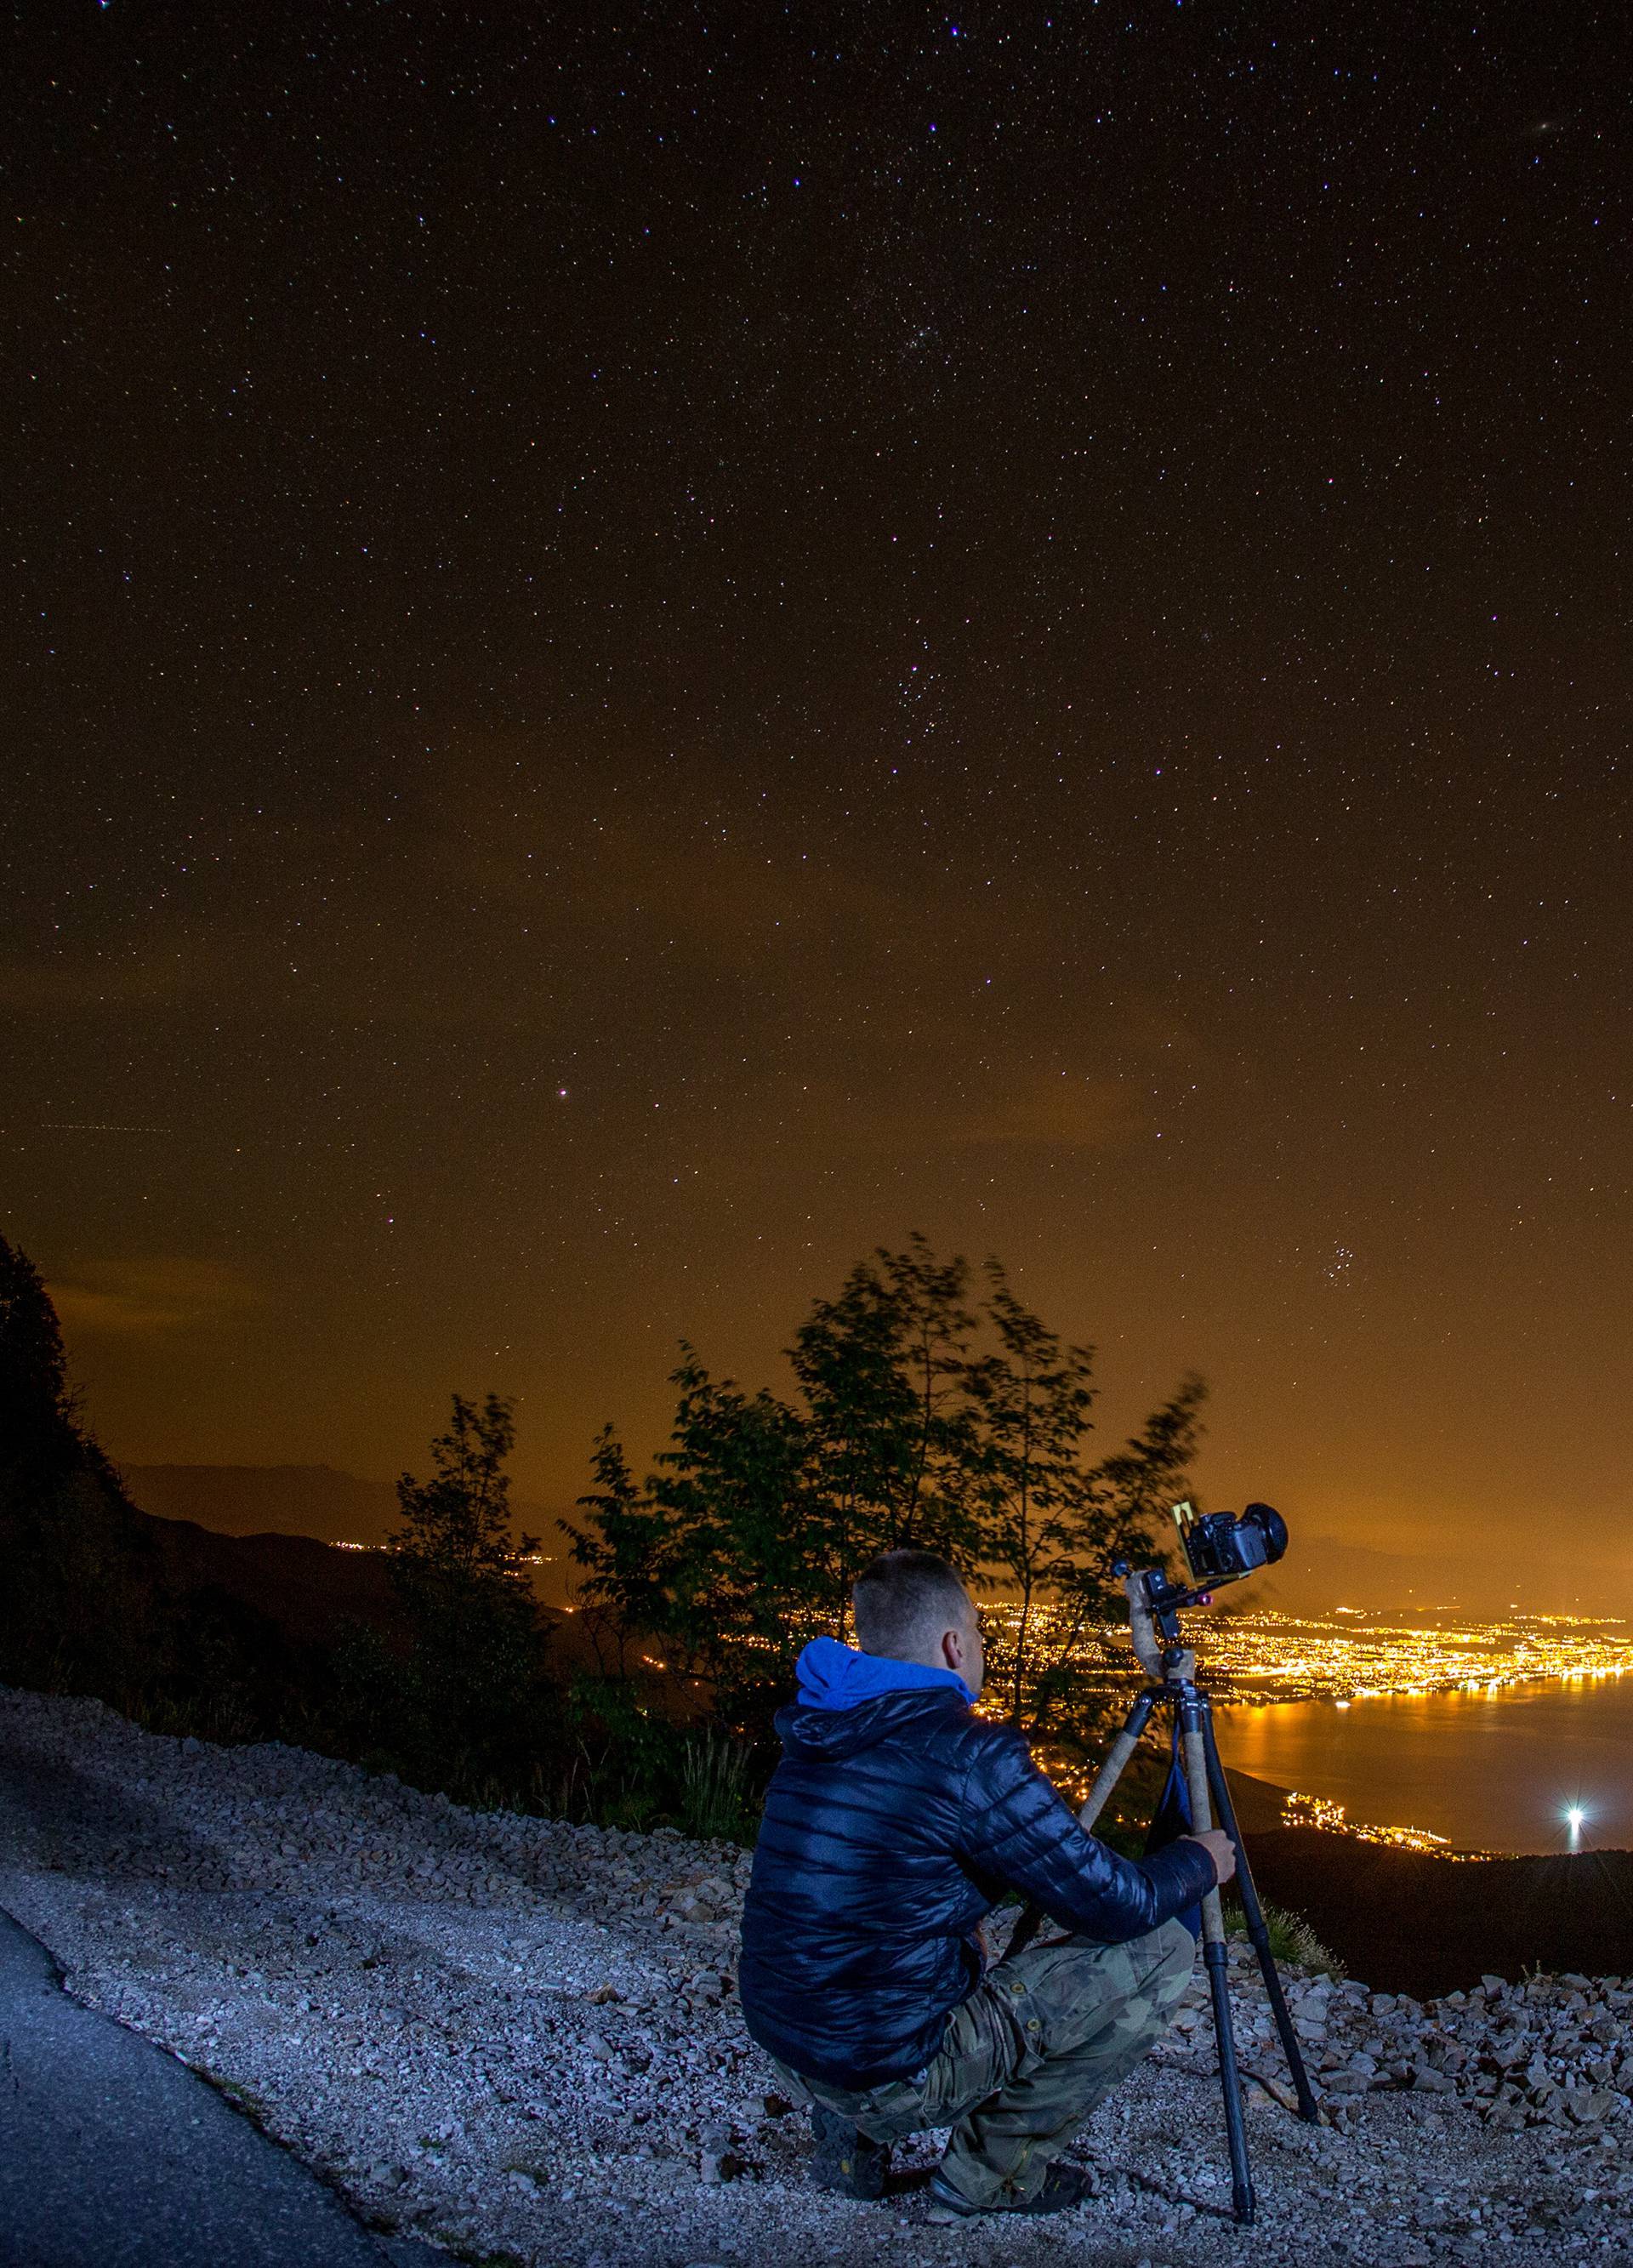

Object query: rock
[1568,2088,1618,2125]
[19,1684,1633,2265]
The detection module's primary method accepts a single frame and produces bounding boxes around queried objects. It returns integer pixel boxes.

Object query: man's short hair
[852,1547,972,1661]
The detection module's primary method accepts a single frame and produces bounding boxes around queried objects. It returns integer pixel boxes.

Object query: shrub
[1227,1894,1345,1978]
[679,1729,759,1844]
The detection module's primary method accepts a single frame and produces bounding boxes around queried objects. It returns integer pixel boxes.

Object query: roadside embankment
[6,1685,1633,2266]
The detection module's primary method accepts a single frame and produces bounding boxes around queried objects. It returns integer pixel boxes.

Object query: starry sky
[4,4,1629,1604]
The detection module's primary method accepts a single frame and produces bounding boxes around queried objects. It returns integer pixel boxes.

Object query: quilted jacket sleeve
[958,1721,1220,1941]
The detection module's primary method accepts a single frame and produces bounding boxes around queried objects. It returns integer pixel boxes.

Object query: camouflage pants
[788,1918,1195,2210]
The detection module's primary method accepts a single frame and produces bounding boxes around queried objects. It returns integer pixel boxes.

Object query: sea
[1215,1675,1633,1855]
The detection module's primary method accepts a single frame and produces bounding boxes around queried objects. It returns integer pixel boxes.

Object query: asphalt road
[0,1905,443,2268]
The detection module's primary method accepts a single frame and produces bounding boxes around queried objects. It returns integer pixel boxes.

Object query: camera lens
[1242,1502,1289,1564]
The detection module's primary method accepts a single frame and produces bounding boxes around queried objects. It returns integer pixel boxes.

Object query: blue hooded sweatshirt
[794,1633,976,1711]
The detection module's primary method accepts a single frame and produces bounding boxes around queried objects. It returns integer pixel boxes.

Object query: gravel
[4,1684,1633,2265]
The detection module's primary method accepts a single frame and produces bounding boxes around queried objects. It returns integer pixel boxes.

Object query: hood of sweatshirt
[795,1634,975,1712]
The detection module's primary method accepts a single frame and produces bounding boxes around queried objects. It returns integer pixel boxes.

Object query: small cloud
[834,1069,1144,1158]
[944,1072,1142,1151]
[47,1257,261,1339]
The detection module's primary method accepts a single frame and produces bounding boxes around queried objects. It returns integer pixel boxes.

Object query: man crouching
[739,1547,1234,2223]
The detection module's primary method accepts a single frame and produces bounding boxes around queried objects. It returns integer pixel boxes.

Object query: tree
[568,1426,674,1679]
[385,1393,547,1770]
[0,1237,164,1705]
[964,1262,1101,1724]
[969,1257,1207,1735]
[566,1239,1209,1736]
[566,1245,987,1698]
[391,1392,534,1585]
[568,1355,815,1697]
[646,1352,816,1682]
[789,1236,982,1616]
[0,1235,82,1490]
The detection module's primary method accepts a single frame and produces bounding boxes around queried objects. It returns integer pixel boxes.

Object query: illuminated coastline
[976,1600,1633,1851]
[1278,1788,1498,1861]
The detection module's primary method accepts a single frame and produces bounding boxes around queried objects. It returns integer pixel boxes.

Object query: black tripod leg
[1203,1724,1321,2123]
[1005,1688,1159,1963]
[1177,1688,1255,2225]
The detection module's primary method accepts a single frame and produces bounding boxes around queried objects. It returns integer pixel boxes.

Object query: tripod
[1008,1564,1320,2225]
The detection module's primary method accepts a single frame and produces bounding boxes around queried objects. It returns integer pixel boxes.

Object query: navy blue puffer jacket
[739,1678,1218,2090]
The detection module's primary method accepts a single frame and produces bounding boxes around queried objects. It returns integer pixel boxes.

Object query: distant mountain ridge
[117,1469,1629,1623]
[120,1462,403,1546]
[1263,1530,1633,1621]
[118,1462,571,1603]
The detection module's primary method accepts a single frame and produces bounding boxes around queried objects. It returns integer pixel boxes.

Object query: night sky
[4,6,1629,1604]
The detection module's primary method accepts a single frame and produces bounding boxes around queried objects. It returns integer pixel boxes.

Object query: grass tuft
[678,1729,757,1844]
[1226,1895,1346,1978]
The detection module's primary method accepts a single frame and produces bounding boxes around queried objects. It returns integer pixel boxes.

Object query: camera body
[1173,1499,1288,1590]
[1118,1497,1290,1647]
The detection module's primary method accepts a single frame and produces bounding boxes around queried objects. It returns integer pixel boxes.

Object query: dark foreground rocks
[5,1686,1633,2266]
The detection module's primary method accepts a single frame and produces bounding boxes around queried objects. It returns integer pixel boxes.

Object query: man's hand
[1185,1828,1238,1888]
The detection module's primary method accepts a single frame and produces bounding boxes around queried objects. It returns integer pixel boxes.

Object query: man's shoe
[925,2163,1097,2222]
[809,2102,891,2199]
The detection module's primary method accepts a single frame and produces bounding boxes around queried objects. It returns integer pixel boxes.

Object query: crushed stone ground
[3,1686,1633,2266]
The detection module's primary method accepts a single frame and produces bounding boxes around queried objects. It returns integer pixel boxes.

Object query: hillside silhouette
[120,1462,571,1604]
[120,1462,405,1547]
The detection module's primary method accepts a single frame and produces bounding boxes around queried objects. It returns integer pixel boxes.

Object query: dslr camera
[1172,1498,1288,1591]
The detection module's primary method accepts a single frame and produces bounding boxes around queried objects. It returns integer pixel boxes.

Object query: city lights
[973,1598,1633,1708]
[967,1597,1633,1852]
[1280,1789,1494,1860]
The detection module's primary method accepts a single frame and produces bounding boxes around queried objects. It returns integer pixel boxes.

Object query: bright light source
[1567,1806,1586,1832]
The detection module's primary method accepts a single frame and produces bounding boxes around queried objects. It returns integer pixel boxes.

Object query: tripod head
[1118,1563,1210,1680]
[1117,1499,1288,1681]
